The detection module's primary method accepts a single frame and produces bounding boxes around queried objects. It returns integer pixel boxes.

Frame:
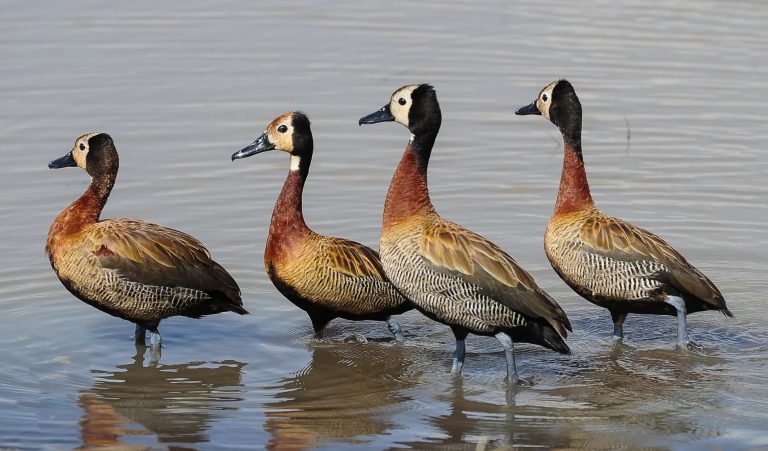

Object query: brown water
[2,0,767,449]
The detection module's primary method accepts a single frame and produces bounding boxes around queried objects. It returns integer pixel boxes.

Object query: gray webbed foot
[679,338,704,352]
[343,334,368,343]
[386,318,405,343]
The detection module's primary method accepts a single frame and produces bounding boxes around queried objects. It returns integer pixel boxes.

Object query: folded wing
[421,220,572,335]
[579,215,728,313]
[87,219,242,307]
[323,236,389,281]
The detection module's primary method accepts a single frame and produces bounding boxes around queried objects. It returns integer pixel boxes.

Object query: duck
[359,85,571,383]
[515,79,732,348]
[46,133,248,347]
[231,112,411,341]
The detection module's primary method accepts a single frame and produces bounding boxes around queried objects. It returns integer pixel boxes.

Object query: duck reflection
[392,376,557,449]
[264,342,416,450]
[430,379,508,447]
[552,343,729,435]
[77,344,245,448]
[396,378,627,449]
[396,343,728,449]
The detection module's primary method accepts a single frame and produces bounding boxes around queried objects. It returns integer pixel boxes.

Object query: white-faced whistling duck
[46,133,248,348]
[516,80,733,349]
[231,112,411,341]
[359,85,572,383]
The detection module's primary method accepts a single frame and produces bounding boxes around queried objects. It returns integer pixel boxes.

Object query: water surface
[2,0,767,449]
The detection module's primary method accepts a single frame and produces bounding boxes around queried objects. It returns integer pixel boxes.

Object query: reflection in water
[395,342,729,449]
[423,379,509,449]
[556,344,728,437]
[77,344,245,449]
[263,342,416,450]
[260,330,734,449]
[2,0,766,447]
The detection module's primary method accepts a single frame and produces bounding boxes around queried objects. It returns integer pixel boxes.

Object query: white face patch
[389,85,419,127]
[267,114,295,153]
[72,132,99,169]
[289,154,301,172]
[537,81,557,120]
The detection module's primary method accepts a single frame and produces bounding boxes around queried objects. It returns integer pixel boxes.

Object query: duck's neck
[383,132,436,230]
[47,172,115,251]
[554,140,593,216]
[266,154,312,258]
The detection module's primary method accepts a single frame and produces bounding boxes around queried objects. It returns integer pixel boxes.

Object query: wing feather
[323,237,388,281]
[87,219,240,302]
[578,215,726,310]
[421,220,571,334]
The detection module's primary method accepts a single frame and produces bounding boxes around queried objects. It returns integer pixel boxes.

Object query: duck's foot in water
[495,332,520,385]
[515,376,535,386]
[386,318,405,343]
[665,296,703,352]
[148,329,162,347]
[147,345,162,366]
[343,334,368,343]
[612,323,624,341]
[451,339,466,374]
[505,377,533,398]
[610,337,629,355]
[679,338,704,352]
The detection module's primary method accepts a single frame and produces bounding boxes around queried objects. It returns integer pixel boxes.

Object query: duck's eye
[541,94,549,102]
[79,143,86,151]
[277,125,288,133]
[398,98,407,106]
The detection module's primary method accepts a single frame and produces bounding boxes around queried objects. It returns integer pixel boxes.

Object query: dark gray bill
[48,152,77,169]
[231,133,275,161]
[359,104,395,125]
[515,101,541,116]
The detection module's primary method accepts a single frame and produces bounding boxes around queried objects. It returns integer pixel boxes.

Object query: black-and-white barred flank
[279,261,406,314]
[55,248,211,323]
[545,225,667,302]
[381,232,526,334]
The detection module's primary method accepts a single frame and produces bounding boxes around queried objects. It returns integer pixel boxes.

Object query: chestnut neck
[553,141,593,215]
[266,153,312,256]
[383,132,436,229]
[48,170,116,250]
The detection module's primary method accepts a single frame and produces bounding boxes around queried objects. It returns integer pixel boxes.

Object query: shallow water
[2,0,767,449]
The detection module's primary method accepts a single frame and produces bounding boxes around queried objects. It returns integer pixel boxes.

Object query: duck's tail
[506,318,570,355]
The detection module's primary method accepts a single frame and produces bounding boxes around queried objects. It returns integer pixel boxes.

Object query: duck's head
[359,84,441,137]
[49,132,118,177]
[515,79,582,144]
[232,111,313,171]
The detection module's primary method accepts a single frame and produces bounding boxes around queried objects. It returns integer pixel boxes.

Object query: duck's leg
[665,296,701,350]
[495,331,519,384]
[148,328,162,347]
[141,325,162,363]
[452,339,466,373]
[610,311,627,340]
[148,344,162,366]
[134,324,147,343]
[386,317,405,342]
[310,314,331,340]
[450,326,469,374]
